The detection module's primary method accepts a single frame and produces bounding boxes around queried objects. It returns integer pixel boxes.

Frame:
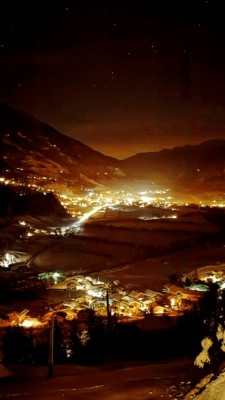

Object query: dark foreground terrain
[0,357,201,400]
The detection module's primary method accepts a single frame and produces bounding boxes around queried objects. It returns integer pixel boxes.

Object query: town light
[87,289,103,298]
[20,318,42,328]
[0,252,17,268]
[170,298,176,308]
[19,220,26,226]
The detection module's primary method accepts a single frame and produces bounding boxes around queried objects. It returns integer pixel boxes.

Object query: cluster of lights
[1,169,225,214]
[56,187,225,222]
[56,275,193,319]
[20,318,43,328]
[0,252,17,268]
[57,189,177,218]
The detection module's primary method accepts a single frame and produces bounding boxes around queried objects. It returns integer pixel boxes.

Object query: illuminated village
[1,264,225,331]
[1,178,225,331]
[1,173,225,213]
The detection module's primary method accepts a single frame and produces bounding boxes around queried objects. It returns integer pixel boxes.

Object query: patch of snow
[185,372,225,400]
[216,324,225,352]
[194,337,213,368]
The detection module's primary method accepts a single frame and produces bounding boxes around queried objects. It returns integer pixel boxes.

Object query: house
[136,292,146,300]
[142,298,154,307]
[164,284,204,300]
[112,292,123,302]
[122,295,131,302]
[152,305,165,315]
[144,289,158,299]
[129,290,140,299]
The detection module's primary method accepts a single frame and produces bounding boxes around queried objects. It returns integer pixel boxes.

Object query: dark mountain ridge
[121,139,225,193]
[0,103,123,193]
[123,139,225,164]
[0,103,225,196]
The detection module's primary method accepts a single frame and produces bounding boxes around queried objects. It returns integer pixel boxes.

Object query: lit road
[70,204,111,231]
[75,205,106,225]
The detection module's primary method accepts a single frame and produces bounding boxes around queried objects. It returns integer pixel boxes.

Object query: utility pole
[106,289,111,327]
[48,315,54,378]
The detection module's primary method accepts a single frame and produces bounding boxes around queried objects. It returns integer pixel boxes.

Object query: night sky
[1,0,225,158]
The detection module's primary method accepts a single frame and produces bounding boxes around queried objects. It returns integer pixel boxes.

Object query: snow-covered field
[100,243,225,291]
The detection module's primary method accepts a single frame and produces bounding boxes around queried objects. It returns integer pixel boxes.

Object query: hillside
[0,185,68,218]
[1,104,225,198]
[121,140,225,194]
[0,104,124,194]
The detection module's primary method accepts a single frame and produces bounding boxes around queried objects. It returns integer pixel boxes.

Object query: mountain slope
[1,103,225,197]
[121,140,225,193]
[0,104,124,193]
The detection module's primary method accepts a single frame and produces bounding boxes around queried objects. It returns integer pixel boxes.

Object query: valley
[1,105,225,399]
